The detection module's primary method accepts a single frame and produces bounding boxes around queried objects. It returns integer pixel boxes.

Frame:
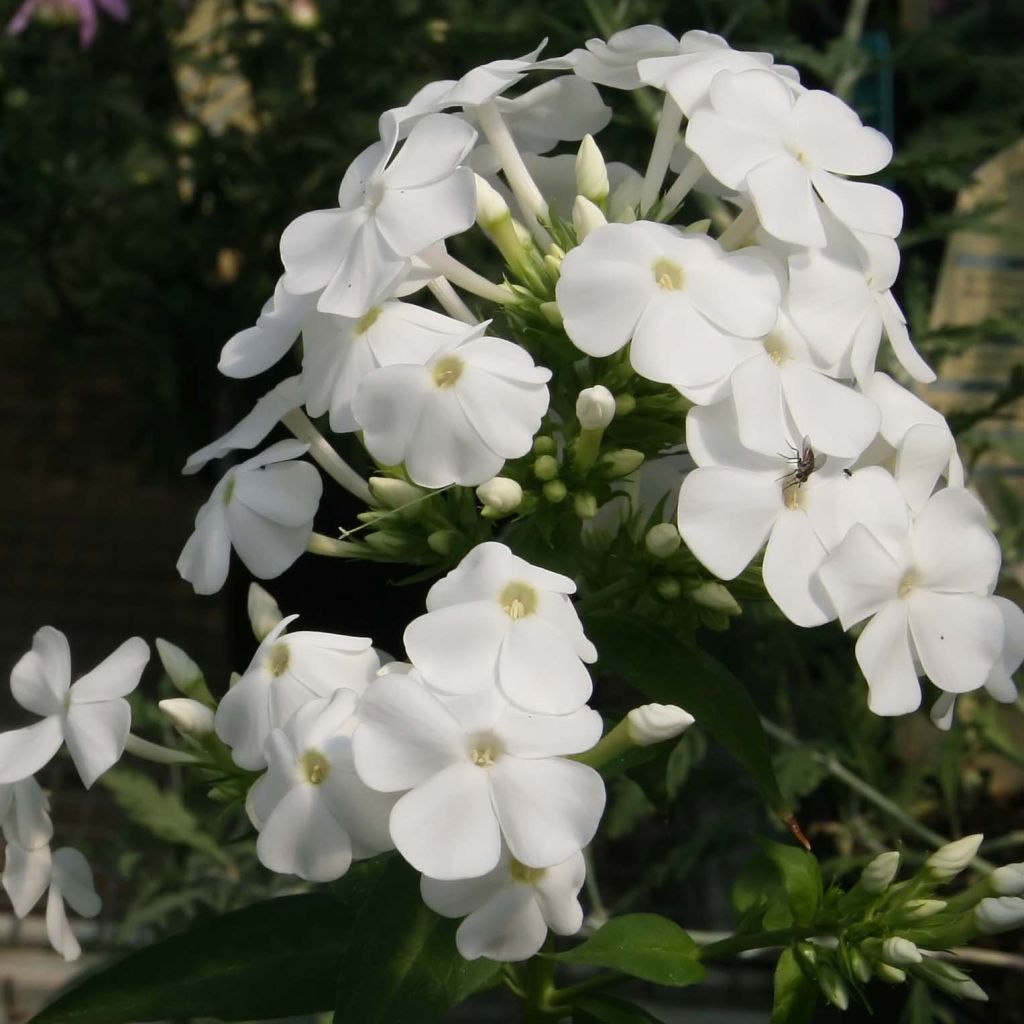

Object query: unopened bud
[572,195,607,240]
[575,134,609,203]
[574,492,598,520]
[600,448,644,477]
[427,530,460,556]
[861,851,901,893]
[655,577,681,601]
[533,455,559,481]
[794,941,817,970]
[849,947,872,985]
[576,385,616,430]
[818,965,849,1011]
[476,477,523,515]
[475,174,511,228]
[912,959,988,1002]
[540,301,563,326]
[614,393,636,416]
[645,523,681,558]
[975,895,1024,934]
[369,476,426,511]
[159,698,215,738]
[155,639,206,699]
[627,704,695,746]
[903,899,947,919]
[875,963,906,984]
[882,937,923,966]
[989,863,1024,896]
[247,583,283,642]
[542,480,567,503]
[926,834,983,881]
[689,581,740,615]
[544,254,562,277]
[533,435,556,456]
[365,531,411,556]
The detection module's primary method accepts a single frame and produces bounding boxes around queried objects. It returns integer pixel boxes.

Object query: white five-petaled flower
[421,846,585,961]
[248,690,396,882]
[686,69,900,246]
[177,440,323,596]
[0,627,149,788]
[556,221,780,399]
[352,323,551,488]
[0,776,52,849]
[215,615,380,771]
[818,487,1004,715]
[404,542,597,715]
[279,114,477,317]
[353,676,605,880]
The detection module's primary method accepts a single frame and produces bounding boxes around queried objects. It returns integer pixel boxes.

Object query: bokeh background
[1,0,1023,1021]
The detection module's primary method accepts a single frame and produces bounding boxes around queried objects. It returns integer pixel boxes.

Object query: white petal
[455,365,549,461]
[747,158,824,247]
[279,208,362,295]
[216,669,273,770]
[0,718,64,785]
[533,851,586,935]
[792,91,892,175]
[218,284,316,379]
[319,222,408,319]
[10,627,71,717]
[686,249,781,338]
[375,170,477,257]
[685,110,783,190]
[895,424,954,512]
[71,637,149,703]
[352,363,432,465]
[908,592,1003,695]
[257,786,353,882]
[495,705,603,759]
[856,602,920,715]
[730,356,787,458]
[51,848,100,918]
[45,885,80,961]
[498,618,593,715]
[64,699,131,788]
[421,863,508,918]
[319,755,397,859]
[4,778,53,849]
[381,113,477,189]
[876,289,935,384]
[780,363,880,459]
[490,757,605,868]
[2,841,50,917]
[352,675,465,791]
[685,400,777,471]
[810,172,903,238]
[762,510,833,626]
[338,140,389,208]
[676,467,779,579]
[177,500,232,596]
[227,505,315,581]
[817,524,903,630]
[404,603,506,696]
[986,596,1024,701]
[912,488,1000,595]
[233,461,323,527]
[405,391,504,488]
[456,886,547,961]
[389,762,500,879]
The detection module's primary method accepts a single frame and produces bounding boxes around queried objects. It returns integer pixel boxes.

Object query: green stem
[575,577,641,614]
[123,734,199,766]
[833,0,872,101]
[700,926,821,961]
[549,970,625,1006]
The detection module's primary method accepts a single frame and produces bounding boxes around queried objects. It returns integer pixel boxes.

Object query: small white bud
[512,219,533,248]
[369,476,426,511]
[644,523,681,558]
[576,386,616,430]
[861,851,901,893]
[915,959,988,1002]
[476,476,523,514]
[849,947,872,984]
[627,704,695,747]
[989,863,1024,896]
[925,834,983,880]
[155,639,205,699]
[474,174,511,228]
[975,895,1024,934]
[689,581,740,615]
[247,583,283,642]
[818,966,849,1011]
[882,937,923,966]
[875,963,906,984]
[575,134,609,203]
[158,698,215,738]
[572,195,607,240]
[903,898,946,919]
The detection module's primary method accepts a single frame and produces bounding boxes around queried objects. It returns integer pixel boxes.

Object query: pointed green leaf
[573,994,668,1023]
[771,949,818,1024]
[760,839,823,926]
[552,914,705,988]
[584,611,786,814]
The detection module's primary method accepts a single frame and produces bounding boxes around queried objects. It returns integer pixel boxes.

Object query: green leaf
[553,914,705,988]
[760,840,823,926]
[98,768,231,867]
[333,854,500,1023]
[732,841,823,931]
[30,870,379,1024]
[573,994,667,1023]
[584,611,786,814]
[771,949,818,1024]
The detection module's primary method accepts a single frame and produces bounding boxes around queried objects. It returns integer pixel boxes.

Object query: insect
[779,436,826,492]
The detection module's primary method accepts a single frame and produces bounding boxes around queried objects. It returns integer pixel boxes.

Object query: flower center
[355,307,381,334]
[267,641,290,677]
[500,581,538,619]
[652,258,684,291]
[299,749,330,785]
[364,178,387,209]
[784,486,804,510]
[221,475,236,507]
[898,570,917,599]
[763,333,788,365]
[432,355,464,389]
[509,858,546,885]
[468,734,502,768]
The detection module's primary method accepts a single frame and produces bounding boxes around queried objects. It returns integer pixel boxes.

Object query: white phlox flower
[0,776,52,849]
[676,401,909,627]
[786,223,935,385]
[177,440,323,596]
[403,542,597,715]
[1,844,100,961]
[685,69,900,247]
[568,25,686,90]
[503,153,641,222]
[421,846,585,961]
[352,675,605,880]
[0,627,149,788]
[930,596,1024,730]
[215,615,380,770]
[279,114,477,317]
[351,322,551,488]
[728,306,881,459]
[818,487,1005,715]
[556,221,780,399]
[303,301,468,433]
[248,690,396,882]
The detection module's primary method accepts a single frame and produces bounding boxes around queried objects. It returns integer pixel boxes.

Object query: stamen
[267,641,290,677]
[500,581,538,619]
[432,356,464,389]
[652,258,684,291]
[299,749,330,785]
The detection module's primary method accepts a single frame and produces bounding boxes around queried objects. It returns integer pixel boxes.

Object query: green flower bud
[572,195,607,240]
[655,577,681,601]
[539,301,563,326]
[645,523,681,558]
[600,448,645,477]
[155,639,206,700]
[911,959,988,1002]
[882,937,923,966]
[247,583,283,642]
[614,393,636,416]
[365,531,412,556]
[475,173,512,229]
[818,965,849,1011]
[849,947,873,985]
[369,476,427,512]
[875,963,906,985]
[476,476,523,516]
[542,480,567,503]
[574,492,599,519]
[689,581,741,615]
[903,899,947,920]
[989,863,1024,896]
[533,435,556,456]
[925,834,983,881]
[860,851,901,894]
[159,698,215,738]
[575,134,609,203]
[533,454,559,481]
[427,530,460,556]
[975,895,1024,934]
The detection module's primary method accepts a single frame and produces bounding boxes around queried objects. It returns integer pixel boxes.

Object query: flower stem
[307,532,368,558]
[656,154,703,221]
[282,409,372,505]
[548,970,625,1006]
[123,734,199,766]
[428,278,478,325]
[420,248,517,305]
[718,205,759,250]
[641,96,683,214]
[700,925,821,961]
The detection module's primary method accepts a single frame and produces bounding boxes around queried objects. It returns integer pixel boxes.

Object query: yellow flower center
[652,258,684,291]
[267,641,290,677]
[432,355,464,389]
[898,571,917,599]
[509,858,546,885]
[299,749,330,785]
[763,333,788,366]
[469,742,499,767]
[500,581,538,619]
[355,307,381,334]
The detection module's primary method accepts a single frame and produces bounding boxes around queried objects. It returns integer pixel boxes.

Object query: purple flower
[7,0,129,49]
